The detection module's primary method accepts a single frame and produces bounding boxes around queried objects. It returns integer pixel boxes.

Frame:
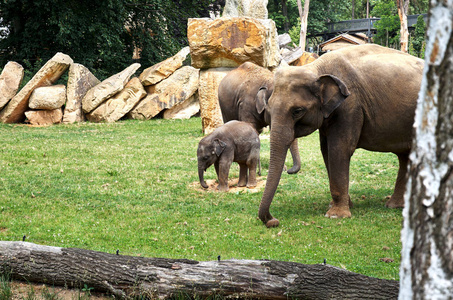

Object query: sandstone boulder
[63,63,100,124]
[198,68,232,134]
[223,0,268,19]
[139,47,190,86]
[128,66,199,120]
[25,108,63,126]
[163,93,199,120]
[29,85,66,110]
[0,52,72,123]
[278,33,292,49]
[0,61,24,111]
[82,63,140,113]
[290,51,318,66]
[86,77,146,123]
[188,17,280,69]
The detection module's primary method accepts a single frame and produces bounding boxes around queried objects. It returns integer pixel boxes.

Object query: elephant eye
[292,107,306,119]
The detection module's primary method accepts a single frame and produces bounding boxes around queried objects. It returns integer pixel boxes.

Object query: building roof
[319,33,368,51]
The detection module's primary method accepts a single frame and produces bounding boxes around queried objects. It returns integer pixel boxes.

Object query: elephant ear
[255,87,269,114]
[317,74,350,119]
[213,138,227,157]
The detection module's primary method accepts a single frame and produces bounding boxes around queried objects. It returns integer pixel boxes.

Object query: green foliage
[0,118,402,281]
[371,0,400,48]
[410,15,426,58]
[0,272,12,300]
[0,0,222,79]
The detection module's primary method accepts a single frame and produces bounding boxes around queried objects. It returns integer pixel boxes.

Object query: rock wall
[0,7,317,129]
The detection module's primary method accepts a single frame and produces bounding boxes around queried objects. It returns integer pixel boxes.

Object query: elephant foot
[265,218,280,228]
[217,185,229,192]
[329,198,353,209]
[325,206,352,218]
[385,196,405,208]
[287,165,300,174]
[237,182,246,187]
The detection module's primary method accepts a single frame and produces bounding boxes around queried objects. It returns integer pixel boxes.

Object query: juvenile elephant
[198,120,260,192]
[218,62,301,174]
[258,44,424,227]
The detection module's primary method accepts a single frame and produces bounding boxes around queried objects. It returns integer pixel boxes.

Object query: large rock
[139,47,190,86]
[29,85,66,110]
[63,64,100,124]
[0,53,72,123]
[82,63,140,113]
[0,61,24,111]
[291,51,319,66]
[198,68,232,134]
[188,17,280,69]
[223,0,268,19]
[163,93,199,120]
[25,108,63,126]
[86,77,146,123]
[128,66,199,120]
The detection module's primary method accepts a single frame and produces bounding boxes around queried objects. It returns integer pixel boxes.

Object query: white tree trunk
[296,0,309,50]
[397,0,410,52]
[399,1,453,299]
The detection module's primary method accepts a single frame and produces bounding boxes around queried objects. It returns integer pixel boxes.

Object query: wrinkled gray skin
[218,62,301,174]
[198,120,260,192]
[259,44,424,227]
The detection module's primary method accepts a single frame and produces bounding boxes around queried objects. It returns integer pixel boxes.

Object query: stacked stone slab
[0,53,73,124]
[187,0,280,134]
[0,62,24,111]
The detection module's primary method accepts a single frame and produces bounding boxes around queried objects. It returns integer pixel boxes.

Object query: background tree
[400,0,453,297]
[396,0,409,52]
[296,0,310,50]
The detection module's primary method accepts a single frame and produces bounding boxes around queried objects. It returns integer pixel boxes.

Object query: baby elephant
[197,120,260,192]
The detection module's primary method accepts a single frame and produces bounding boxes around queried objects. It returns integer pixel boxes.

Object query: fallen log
[0,241,398,299]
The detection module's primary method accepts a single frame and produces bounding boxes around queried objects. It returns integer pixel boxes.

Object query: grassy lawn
[0,117,402,281]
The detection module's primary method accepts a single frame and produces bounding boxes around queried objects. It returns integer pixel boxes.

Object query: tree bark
[280,0,289,32]
[0,242,398,299]
[396,0,410,52]
[296,0,309,50]
[399,1,453,298]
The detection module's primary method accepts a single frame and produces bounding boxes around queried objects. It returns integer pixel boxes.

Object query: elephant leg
[320,134,330,178]
[238,163,248,187]
[324,140,355,218]
[246,159,258,188]
[214,161,220,179]
[386,153,408,208]
[217,158,232,192]
[287,139,301,174]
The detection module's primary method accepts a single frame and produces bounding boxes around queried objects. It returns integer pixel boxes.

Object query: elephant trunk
[259,125,293,228]
[198,164,208,189]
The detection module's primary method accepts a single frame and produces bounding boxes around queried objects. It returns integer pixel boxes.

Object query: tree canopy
[0,0,224,79]
[0,0,428,77]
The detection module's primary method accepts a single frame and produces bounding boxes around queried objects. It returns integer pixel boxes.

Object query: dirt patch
[190,177,266,193]
[9,281,111,300]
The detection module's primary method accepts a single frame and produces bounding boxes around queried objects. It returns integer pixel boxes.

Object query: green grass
[0,118,402,281]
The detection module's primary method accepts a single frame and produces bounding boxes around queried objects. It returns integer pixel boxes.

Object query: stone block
[86,77,146,123]
[29,85,66,110]
[0,52,72,123]
[82,63,140,113]
[128,66,199,120]
[198,68,233,134]
[188,17,280,69]
[0,61,24,111]
[63,63,100,123]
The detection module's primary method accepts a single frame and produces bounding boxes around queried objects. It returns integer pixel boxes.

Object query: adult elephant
[218,62,301,174]
[258,44,424,228]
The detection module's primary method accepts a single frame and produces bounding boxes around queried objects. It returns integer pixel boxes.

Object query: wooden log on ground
[0,241,398,299]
